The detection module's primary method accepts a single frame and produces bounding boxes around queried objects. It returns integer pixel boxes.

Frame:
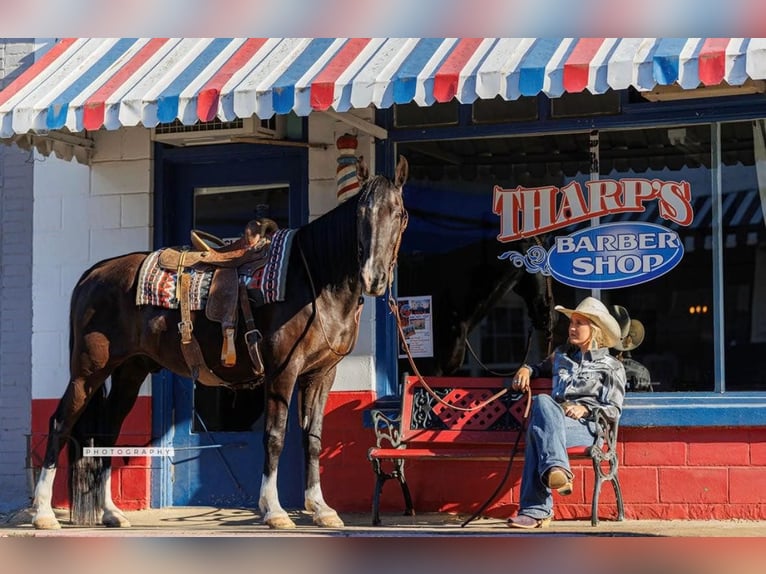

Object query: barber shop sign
[494,178,693,289]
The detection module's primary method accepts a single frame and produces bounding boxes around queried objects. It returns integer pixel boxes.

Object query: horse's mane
[295,174,393,289]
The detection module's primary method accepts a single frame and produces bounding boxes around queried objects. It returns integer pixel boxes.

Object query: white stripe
[588,38,620,94]
[678,38,704,89]
[745,38,766,82]
[371,38,420,108]
[543,38,576,97]
[349,38,414,109]
[217,38,282,122]
[9,38,117,135]
[633,37,660,91]
[118,38,213,128]
[725,38,748,85]
[606,38,645,91]
[66,38,153,132]
[476,38,534,100]
[231,38,311,120]
[414,38,459,106]
[454,37,497,104]
[291,39,347,116]
[177,38,247,125]
[330,38,388,112]
[103,38,184,130]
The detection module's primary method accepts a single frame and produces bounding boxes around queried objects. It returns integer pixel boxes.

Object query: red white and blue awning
[2,37,766,137]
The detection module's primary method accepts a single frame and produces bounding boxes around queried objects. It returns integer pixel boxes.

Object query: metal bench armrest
[587,406,620,459]
[371,409,403,449]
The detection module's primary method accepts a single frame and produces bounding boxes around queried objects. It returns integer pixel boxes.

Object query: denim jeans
[517,394,597,519]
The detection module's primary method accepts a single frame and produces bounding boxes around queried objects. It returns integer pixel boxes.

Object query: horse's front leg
[259,373,297,529]
[301,370,344,528]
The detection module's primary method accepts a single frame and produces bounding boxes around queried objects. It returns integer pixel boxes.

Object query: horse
[31,156,409,530]
[397,237,553,377]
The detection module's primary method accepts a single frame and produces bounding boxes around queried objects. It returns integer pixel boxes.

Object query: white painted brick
[35,229,90,268]
[121,127,152,160]
[89,227,152,261]
[33,194,62,231]
[121,193,151,228]
[334,356,375,392]
[91,130,124,161]
[308,146,337,180]
[309,178,340,217]
[91,160,151,196]
[86,194,121,229]
[31,332,63,367]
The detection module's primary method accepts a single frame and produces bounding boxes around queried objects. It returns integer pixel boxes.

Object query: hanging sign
[494,178,694,289]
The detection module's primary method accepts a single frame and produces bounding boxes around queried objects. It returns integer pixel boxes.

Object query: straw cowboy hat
[613,318,646,352]
[554,297,622,348]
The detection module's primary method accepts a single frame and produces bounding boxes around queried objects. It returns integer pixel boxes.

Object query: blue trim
[621,393,766,427]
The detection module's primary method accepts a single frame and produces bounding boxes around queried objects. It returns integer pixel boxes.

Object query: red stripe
[433,38,484,103]
[0,38,78,107]
[698,38,730,86]
[197,38,268,122]
[82,38,170,131]
[310,38,372,111]
[563,38,605,93]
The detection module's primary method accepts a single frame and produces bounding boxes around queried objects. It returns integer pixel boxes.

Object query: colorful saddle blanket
[136,228,295,310]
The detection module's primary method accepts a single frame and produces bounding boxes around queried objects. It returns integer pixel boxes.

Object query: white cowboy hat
[554,297,623,348]
[613,318,646,352]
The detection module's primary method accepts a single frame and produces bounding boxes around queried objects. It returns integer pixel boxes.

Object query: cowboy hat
[613,319,646,352]
[554,297,622,348]
[609,305,631,340]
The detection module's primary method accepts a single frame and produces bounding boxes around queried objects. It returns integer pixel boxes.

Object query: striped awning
[2,38,766,138]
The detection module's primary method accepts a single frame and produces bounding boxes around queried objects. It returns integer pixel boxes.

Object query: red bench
[368,376,624,526]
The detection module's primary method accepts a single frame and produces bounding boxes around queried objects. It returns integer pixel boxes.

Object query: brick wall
[0,38,36,511]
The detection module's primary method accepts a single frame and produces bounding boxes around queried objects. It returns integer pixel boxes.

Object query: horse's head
[357,155,409,296]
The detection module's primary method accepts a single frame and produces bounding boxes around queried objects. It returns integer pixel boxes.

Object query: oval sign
[547,222,684,289]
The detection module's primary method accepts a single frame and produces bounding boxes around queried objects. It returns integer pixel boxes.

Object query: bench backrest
[400,376,553,446]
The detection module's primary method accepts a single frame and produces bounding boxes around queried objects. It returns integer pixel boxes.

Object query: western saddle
[156,218,279,388]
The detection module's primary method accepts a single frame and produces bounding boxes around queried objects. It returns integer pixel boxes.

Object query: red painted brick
[623,439,686,466]
[730,467,766,503]
[614,467,659,503]
[660,468,728,503]
[118,467,149,504]
[688,440,749,466]
[750,437,766,465]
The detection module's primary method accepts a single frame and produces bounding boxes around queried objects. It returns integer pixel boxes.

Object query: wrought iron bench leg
[590,457,604,527]
[371,458,414,525]
[611,467,625,521]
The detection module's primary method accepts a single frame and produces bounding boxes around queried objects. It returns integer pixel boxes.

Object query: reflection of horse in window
[397,237,553,377]
[31,157,409,531]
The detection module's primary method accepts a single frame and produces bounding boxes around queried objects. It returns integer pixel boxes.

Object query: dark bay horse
[397,237,552,376]
[32,156,409,530]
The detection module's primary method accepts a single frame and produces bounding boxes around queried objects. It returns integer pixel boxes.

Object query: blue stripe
[392,38,447,104]
[653,38,688,85]
[46,38,138,129]
[157,38,234,124]
[272,38,337,114]
[518,38,563,96]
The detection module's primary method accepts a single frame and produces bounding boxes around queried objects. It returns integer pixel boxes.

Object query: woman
[507,296,627,529]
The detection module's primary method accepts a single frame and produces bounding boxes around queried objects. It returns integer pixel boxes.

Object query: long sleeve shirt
[525,344,626,421]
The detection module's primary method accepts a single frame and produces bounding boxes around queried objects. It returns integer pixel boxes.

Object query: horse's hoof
[102,512,132,528]
[265,514,296,529]
[33,515,62,530]
[313,511,344,528]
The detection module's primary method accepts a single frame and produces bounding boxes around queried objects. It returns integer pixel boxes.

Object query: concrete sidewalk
[3,506,766,537]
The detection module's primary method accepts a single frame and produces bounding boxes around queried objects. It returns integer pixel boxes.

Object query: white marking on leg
[32,467,60,529]
[102,468,131,527]
[258,471,283,517]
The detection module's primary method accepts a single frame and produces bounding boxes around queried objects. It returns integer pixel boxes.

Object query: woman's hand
[511,366,531,392]
[563,402,590,420]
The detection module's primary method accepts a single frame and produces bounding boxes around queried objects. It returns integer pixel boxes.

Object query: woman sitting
[507,296,627,529]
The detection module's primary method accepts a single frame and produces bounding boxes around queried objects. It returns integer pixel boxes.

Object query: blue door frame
[151,142,308,508]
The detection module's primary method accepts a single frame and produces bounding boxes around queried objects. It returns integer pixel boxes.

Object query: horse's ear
[395,155,409,188]
[357,155,369,182]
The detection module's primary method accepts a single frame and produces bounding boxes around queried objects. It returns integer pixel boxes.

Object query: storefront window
[395,121,752,393]
[721,120,766,391]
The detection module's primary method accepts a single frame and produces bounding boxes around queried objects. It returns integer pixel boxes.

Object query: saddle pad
[241,228,295,306]
[136,250,212,310]
[135,228,295,310]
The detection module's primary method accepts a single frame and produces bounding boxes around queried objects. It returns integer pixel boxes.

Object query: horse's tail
[68,384,109,526]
